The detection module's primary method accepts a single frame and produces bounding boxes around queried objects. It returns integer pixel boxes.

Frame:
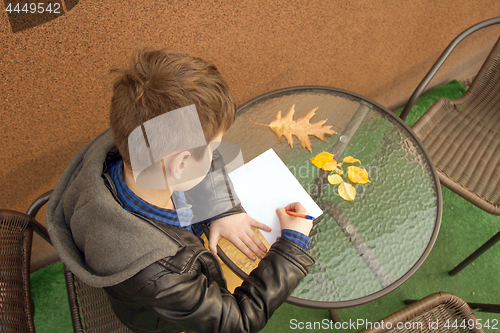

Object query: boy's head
[109,48,236,171]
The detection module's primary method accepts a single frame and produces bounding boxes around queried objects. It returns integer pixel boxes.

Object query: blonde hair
[109,48,236,166]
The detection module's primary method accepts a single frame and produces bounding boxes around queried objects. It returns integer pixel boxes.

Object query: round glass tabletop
[221,86,442,309]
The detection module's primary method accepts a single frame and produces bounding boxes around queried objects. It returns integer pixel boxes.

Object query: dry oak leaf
[249,104,337,152]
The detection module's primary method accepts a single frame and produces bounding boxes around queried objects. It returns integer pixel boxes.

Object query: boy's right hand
[276,202,313,237]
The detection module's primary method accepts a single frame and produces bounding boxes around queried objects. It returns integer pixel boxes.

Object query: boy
[46,48,315,333]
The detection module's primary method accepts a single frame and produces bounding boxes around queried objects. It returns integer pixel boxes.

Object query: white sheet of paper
[228,149,323,245]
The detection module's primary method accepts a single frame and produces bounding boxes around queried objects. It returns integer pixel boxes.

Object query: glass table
[219,86,442,313]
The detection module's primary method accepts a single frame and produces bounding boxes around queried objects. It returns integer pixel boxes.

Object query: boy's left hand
[208,213,271,261]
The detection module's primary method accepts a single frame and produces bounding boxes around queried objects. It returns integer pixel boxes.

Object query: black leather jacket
[102,147,315,333]
[105,224,315,333]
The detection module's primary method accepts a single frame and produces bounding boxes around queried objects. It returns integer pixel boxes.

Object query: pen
[285,210,315,220]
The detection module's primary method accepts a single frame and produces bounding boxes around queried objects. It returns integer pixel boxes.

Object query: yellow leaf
[347,166,370,184]
[249,105,337,152]
[327,174,343,185]
[343,156,361,164]
[310,151,334,169]
[335,168,344,175]
[322,160,338,171]
[338,181,356,201]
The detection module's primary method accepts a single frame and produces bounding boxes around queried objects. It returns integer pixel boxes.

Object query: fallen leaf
[322,160,338,171]
[347,166,370,184]
[343,156,361,164]
[310,151,334,169]
[310,151,343,172]
[338,181,356,201]
[249,105,337,152]
[328,174,343,185]
[310,152,368,202]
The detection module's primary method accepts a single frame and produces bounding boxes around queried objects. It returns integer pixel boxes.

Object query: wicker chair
[0,210,37,332]
[400,17,500,275]
[64,267,133,333]
[0,189,53,333]
[26,191,133,333]
[358,292,487,333]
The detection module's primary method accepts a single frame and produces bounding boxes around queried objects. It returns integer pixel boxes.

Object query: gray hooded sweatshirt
[46,129,178,287]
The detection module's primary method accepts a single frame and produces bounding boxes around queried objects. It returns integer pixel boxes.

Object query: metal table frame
[214,85,443,310]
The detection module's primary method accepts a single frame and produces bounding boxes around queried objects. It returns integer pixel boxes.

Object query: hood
[46,129,177,287]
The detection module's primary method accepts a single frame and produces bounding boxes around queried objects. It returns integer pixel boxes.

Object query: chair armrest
[28,218,52,245]
[26,189,53,245]
[400,17,500,121]
[27,189,53,218]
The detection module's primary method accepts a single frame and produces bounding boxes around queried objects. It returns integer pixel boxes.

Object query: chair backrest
[358,292,484,333]
[400,17,500,121]
[64,265,133,333]
[447,35,500,134]
[461,36,500,114]
[412,36,500,214]
[0,210,36,333]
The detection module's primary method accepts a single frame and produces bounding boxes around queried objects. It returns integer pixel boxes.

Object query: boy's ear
[169,151,191,180]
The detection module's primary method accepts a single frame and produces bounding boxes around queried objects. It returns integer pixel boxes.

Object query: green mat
[30,261,72,332]
[31,81,499,332]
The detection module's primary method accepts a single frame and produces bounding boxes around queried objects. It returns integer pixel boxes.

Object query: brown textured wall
[1,1,500,271]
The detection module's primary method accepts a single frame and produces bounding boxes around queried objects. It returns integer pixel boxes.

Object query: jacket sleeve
[108,237,315,333]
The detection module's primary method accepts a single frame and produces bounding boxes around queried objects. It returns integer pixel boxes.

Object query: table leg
[318,202,395,288]
[329,309,340,322]
[328,101,371,159]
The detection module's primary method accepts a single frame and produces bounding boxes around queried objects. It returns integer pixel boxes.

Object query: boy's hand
[276,202,313,237]
[208,213,271,261]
